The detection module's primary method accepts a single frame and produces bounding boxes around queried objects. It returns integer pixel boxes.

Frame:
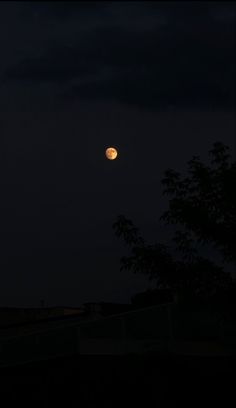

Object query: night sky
[0,1,235,307]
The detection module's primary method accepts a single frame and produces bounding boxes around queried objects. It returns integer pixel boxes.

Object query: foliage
[161,142,236,262]
[113,142,235,298]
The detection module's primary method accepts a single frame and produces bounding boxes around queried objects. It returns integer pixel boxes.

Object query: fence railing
[0,303,174,366]
[0,302,235,366]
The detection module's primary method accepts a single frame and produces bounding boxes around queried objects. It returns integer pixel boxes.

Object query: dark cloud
[21,1,235,24]
[19,1,109,21]
[6,46,98,83]
[4,2,236,110]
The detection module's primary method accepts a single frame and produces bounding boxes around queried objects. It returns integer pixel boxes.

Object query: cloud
[4,3,236,110]
[6,45,99,83]
[19,1,109,21]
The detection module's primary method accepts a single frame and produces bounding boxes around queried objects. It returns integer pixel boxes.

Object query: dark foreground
[0,354,235,407]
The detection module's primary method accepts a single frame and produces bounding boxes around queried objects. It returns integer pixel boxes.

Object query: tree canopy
[113,142,235,299]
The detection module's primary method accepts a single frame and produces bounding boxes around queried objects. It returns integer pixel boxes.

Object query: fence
[78,302,173,355]
[0,303,174,366]
[0,302,235,366]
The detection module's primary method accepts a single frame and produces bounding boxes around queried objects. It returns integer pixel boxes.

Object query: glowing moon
[105,147,118,160]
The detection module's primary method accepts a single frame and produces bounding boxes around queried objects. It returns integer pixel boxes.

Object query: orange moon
[105,147,118,160]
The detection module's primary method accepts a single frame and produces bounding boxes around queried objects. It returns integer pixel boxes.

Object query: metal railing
[1,302,235,366]
[0,303,174,366]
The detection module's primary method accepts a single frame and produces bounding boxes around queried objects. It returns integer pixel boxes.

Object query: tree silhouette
[113,142,235,300]
[161,142,236,263]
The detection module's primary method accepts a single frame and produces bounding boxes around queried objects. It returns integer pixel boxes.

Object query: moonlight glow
[105,147,118,160]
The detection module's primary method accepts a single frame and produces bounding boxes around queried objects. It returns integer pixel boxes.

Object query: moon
[105,147,118,160]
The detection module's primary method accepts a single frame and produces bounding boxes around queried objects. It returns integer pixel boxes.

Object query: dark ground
[0,354,235,407]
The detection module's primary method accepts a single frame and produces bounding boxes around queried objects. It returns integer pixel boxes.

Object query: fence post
[77,326,81,355]
[167,303,174,352]
[120,317,126,354]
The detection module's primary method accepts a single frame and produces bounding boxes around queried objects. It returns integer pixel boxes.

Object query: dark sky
[0,1,235,307]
